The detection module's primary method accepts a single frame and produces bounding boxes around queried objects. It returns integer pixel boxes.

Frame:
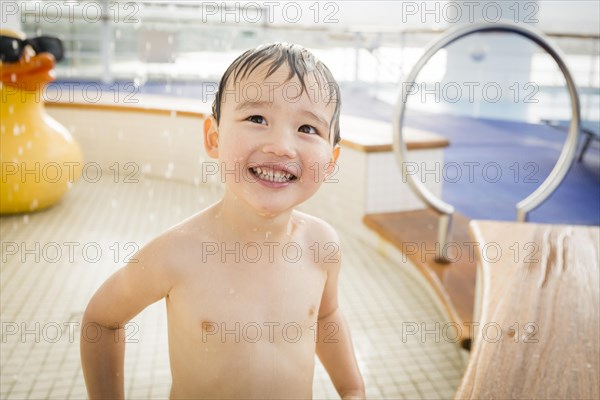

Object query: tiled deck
[1,176,467,399]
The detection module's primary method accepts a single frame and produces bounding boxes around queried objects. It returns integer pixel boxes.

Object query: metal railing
[392,21,581,262]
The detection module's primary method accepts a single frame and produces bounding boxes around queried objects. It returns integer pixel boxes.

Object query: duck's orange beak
[1,50,56,91]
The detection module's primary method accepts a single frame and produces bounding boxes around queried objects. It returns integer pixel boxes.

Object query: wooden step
[363,209,476,345]
[456,221,599,399]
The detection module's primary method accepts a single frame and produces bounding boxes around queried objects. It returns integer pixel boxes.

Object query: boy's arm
[80,235,174,400]
[315,238,365,400]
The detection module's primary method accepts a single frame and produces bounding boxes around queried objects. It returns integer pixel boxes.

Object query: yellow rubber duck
[1,29,83,214]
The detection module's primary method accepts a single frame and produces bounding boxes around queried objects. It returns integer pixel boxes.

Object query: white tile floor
[1,176,467,399]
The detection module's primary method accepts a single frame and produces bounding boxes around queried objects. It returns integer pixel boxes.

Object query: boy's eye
[299,125,318,135]
[247,115,266,125]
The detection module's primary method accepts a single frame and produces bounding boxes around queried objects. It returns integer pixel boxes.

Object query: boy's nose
[261,131,297,159]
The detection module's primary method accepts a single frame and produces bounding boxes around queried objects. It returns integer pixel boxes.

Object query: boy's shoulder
[140,208,213,258]
[292,210,340,244]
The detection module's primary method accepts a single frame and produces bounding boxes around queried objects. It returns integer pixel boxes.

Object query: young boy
[80,43,365,399]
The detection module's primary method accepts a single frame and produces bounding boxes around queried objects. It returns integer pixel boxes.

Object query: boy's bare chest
[168,256,327,337]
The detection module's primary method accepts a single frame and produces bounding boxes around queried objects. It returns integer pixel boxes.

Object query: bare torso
[162,209,329,399]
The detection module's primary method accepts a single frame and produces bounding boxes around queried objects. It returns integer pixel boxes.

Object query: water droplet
[23,215,29,224]
[26,140,32,149]
[168,35,173,44]
[165,163,174,179]
[12,183,19,191]
[13,125,20,136]
[8,105,14,114]
[29,199,38,211]
[115,29,122,39]
[111,199,118,208]
[17,147,23,155]
[10,73,16,82]
[252,228,257,232]
[149,213,155,222]
[117,130,124,140]
[145,42,151,51]
[170,110,177,118]
[266,231,271,239]
[229,288,235,295]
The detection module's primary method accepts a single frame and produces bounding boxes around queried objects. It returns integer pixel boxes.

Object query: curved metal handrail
[393,21,581,260]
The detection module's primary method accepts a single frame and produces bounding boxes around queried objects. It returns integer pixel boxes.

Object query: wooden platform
[456,221,599,399]
[339,115,450,152]
[364,209,476,344]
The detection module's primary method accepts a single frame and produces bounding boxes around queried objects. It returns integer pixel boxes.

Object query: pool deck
[1,176,467,399]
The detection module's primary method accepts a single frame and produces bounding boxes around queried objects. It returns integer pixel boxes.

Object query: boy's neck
[214,191,296,243]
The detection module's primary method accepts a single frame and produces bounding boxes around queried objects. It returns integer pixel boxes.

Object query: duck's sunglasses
[0,35,64,63]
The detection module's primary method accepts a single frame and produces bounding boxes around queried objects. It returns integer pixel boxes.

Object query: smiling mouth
[249,166,298,183]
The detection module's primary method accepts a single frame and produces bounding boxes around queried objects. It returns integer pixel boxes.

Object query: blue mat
[406,113,600,225]
[338,86,599,226]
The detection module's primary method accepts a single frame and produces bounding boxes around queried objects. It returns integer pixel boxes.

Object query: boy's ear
[325,144,341,176]
[203,116,219,158]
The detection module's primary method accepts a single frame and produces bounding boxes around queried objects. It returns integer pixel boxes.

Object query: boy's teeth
[251,167,294,183]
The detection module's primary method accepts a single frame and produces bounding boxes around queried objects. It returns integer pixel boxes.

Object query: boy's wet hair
[211,42,341,146]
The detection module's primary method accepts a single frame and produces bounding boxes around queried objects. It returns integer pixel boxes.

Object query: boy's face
[204,63,340,216]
